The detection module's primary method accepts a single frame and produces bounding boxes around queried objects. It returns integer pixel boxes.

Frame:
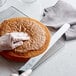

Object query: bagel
[0,17,51,62]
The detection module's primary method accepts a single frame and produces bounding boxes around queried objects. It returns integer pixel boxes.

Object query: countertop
[0,0,76,76]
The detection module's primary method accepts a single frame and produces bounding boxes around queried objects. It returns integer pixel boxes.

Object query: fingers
[11,41,23,49]
[0,32,30,50]
[10,32,30,42]
[13,36,30,42]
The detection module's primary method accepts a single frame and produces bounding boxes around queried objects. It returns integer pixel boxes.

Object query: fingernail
[19,41,23,45]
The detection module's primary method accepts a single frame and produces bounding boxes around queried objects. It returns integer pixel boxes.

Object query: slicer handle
[20,69,32,76]
[11,69,32,76]
[10,74,19,76]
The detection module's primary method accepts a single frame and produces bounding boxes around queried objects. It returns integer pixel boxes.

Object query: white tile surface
[0,0,76,76]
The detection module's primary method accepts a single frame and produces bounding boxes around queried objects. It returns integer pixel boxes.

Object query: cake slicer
[11,23,70,76]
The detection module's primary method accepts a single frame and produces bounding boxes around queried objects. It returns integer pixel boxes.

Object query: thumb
[11,41,23,49]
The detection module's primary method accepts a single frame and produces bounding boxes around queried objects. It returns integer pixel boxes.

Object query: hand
[0,32,30,51]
